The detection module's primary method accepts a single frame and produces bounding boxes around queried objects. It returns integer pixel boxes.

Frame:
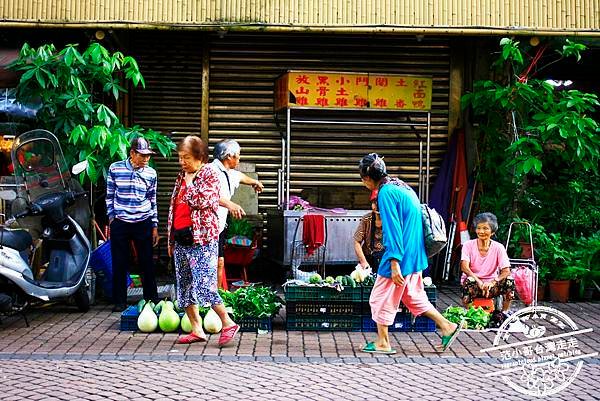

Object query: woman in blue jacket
[359,153,464,354]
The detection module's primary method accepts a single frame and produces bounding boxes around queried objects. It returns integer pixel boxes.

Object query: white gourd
[138,303,158,333]
[203,308,223,334]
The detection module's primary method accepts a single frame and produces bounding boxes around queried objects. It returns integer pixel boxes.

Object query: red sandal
[218,324,240,347]
[176,332,207,344]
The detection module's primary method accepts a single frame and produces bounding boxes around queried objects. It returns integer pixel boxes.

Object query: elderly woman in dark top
[167,135,239,346]
[460,212,515,312]
[354,190,384,274]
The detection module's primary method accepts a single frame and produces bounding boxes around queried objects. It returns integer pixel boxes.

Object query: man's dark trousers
[110,218,158,305]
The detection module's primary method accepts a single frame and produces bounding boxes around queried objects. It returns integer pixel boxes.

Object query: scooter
[0,129,93,322]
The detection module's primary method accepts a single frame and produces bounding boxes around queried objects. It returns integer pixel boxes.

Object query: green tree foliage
[8,42,175,184]
[462,38,599,225]
[462,38,600,281]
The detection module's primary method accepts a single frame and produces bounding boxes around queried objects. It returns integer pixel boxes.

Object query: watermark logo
[481,306,597,397]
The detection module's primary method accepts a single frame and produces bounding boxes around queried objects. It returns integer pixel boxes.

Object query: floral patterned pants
[461,276,515,305]
[173,241,222,308]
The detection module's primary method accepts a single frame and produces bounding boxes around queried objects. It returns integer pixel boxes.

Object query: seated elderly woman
[353,190,384,274]
[460,212,515,313]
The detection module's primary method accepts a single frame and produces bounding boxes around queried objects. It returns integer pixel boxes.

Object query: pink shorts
[369,272,435,326]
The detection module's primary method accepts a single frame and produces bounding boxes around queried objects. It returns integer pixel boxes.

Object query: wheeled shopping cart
[506,221,539,307]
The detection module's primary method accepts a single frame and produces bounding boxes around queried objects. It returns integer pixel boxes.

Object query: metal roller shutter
[129,31,203,231]
[209,33,450,212]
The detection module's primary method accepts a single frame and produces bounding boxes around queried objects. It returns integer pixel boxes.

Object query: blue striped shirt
[106,159,158,226]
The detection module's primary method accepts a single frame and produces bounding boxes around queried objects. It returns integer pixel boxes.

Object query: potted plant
[533,229,576,303]
[573,234,600,301]
[536,264,550,302]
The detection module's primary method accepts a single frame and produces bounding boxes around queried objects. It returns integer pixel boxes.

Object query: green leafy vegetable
[218,286,283,320]
[443,305,490,330]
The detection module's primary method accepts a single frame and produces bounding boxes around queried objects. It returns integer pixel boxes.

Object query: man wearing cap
[106,137,159,312]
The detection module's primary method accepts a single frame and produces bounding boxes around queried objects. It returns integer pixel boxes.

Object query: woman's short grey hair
[472,212,498,233]
[213,139,241,161]
[359,153,387,180]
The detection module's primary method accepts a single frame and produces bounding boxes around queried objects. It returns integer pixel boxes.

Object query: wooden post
[201,39,210,143]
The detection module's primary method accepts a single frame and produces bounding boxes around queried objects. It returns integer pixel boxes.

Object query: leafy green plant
[462,38,600,221]
[463,38,599,290]
[218,286,283,320]
[8,42,175,183]
[443,305,490,330]
[572,232,600,296]
[226,217,255,239]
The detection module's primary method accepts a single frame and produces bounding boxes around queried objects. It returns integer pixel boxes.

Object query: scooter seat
[0,228,33,252]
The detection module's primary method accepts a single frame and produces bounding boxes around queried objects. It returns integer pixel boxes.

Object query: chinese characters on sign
[274,71,433,111]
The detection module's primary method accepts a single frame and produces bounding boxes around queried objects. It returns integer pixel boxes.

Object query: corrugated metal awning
[208,33,450,212]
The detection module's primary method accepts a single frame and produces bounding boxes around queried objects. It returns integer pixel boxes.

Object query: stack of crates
[284,285,362,331]
[361,283,437,332]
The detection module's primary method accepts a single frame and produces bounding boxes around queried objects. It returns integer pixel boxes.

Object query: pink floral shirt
[167,164,220,246]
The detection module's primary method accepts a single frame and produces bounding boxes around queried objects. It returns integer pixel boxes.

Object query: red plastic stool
[472,298,494,312]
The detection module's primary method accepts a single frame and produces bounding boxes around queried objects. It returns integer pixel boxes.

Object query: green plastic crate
[238,317,272,332]
[361,285,373,302]
[286,315,362,331]
[287,301,362,316]
[284,285,361,302]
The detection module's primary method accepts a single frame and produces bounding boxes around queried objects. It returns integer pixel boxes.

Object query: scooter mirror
[72,160,88,175]
[0,190,17,201]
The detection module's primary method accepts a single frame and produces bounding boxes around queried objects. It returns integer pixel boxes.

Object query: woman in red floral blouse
[168,135,239,346]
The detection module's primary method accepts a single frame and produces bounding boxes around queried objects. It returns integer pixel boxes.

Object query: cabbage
[203,308,222,334]
[138,303,158,333]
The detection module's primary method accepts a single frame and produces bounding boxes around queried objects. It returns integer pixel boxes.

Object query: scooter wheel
[74,285,90,312]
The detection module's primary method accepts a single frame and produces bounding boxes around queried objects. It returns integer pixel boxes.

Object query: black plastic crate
[286,315,362,331]
[120,305,139,331]
[285,285,362,302]
[413,316,436,332]
[238,317,272,332]
[361,313,412,332]
[287,301,362,316]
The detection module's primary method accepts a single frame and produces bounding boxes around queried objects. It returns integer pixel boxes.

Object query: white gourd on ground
[158,302,181,332]
[203,308,222,334]
[180,313,195,333]
[138,303,158,333]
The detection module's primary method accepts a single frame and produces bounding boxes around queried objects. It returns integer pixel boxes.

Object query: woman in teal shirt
[359,153,464,354]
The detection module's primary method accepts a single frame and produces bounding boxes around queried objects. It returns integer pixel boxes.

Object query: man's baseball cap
[131,137,155,155]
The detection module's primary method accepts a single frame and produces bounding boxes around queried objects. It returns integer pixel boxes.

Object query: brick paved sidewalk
[0,285,597,364]
[1,359,598,401]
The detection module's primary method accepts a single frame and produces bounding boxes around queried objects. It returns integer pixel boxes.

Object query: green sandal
[361,341,397,355]
[438,320,465,353]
